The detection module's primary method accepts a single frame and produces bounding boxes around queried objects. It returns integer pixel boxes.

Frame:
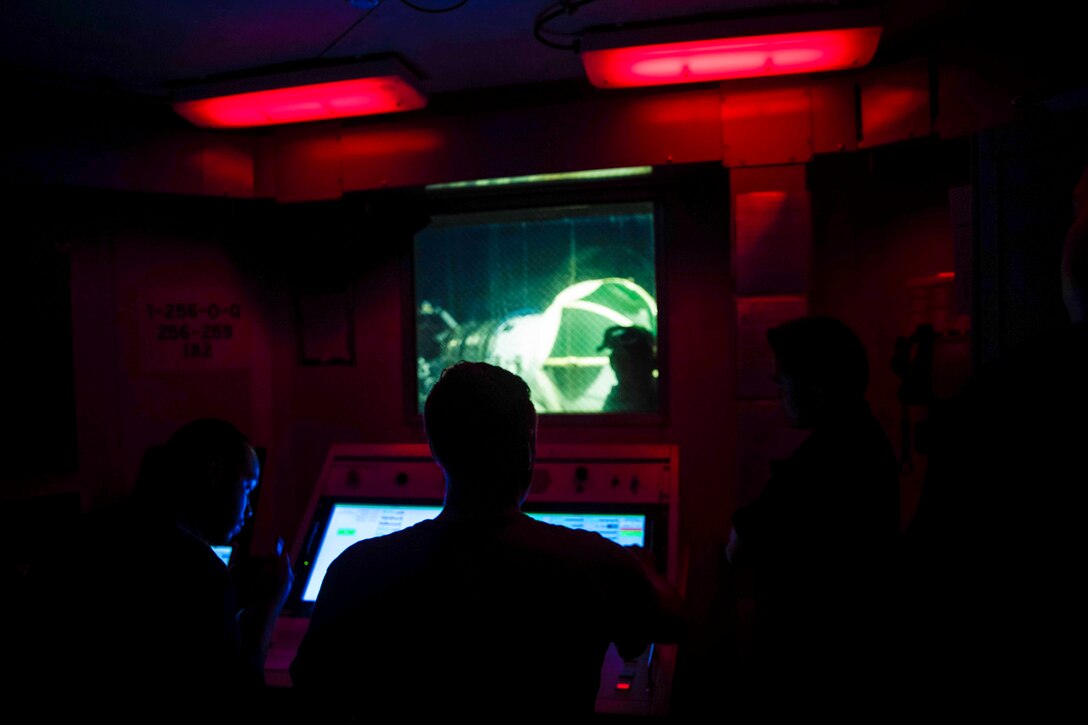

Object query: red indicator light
[582,27,882,88]
[615,682,632,691]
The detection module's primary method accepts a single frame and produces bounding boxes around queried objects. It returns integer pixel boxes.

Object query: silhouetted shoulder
[291,509,665,718]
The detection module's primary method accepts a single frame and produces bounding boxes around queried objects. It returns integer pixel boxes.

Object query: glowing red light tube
[173,76,427,129]
[171,59,428,129]
[582,26,882,89]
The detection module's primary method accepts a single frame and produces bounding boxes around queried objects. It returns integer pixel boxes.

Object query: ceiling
[2,1,1082,114]
[0,2,941,97]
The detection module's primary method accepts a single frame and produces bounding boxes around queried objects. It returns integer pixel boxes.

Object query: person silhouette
[901,165,1088,714]
[22,418,293,723]
[289,361,683,720]
[725,315,900,713]
[598,325,658,412]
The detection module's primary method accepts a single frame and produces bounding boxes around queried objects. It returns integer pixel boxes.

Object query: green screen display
[414,203,658,413]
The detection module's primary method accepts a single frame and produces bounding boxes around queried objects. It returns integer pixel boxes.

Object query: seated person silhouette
[599,325,658,412]
[290,361,683,720]
[23,418,292,722]
[725,315,899,711]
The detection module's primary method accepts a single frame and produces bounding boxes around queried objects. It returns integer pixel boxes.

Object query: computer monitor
[525,511,647,548]
[289,497,659,614]
[413,201,659,415]
[299,501,443,603]
[211,545,233,566]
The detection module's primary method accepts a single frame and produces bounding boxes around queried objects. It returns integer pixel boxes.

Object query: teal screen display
[414,203,658,414]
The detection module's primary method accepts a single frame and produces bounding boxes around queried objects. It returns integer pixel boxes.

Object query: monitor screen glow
[211,545,232,566]
[299,501,648,603]
[414,202,659,414]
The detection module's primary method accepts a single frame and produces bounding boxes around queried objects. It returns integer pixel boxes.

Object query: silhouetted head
[598,325,655,383]
[1062,165,1088,324]
[424,361,537,510]
[135,418,259,546]
[768,315,869,429]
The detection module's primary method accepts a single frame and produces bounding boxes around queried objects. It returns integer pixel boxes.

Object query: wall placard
[138,287,251,372]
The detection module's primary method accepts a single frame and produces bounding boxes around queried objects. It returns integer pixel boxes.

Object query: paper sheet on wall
[736,295,807,400]
[137,287,251,372]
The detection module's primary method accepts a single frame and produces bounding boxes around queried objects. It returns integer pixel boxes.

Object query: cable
[318,0,468,61]
[533,0,598,52]
[399,0,469,13]
[319,2,383,58]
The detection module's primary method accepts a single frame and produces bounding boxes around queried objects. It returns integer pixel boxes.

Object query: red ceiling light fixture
[579,9,883,89]
[171,57,428,129]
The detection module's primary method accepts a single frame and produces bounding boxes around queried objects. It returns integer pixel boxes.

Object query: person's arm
[234,538,294,680]
[618,545,687,655]
[288,553,352,691]
[723,526,756,645]
[725,525,742,566]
